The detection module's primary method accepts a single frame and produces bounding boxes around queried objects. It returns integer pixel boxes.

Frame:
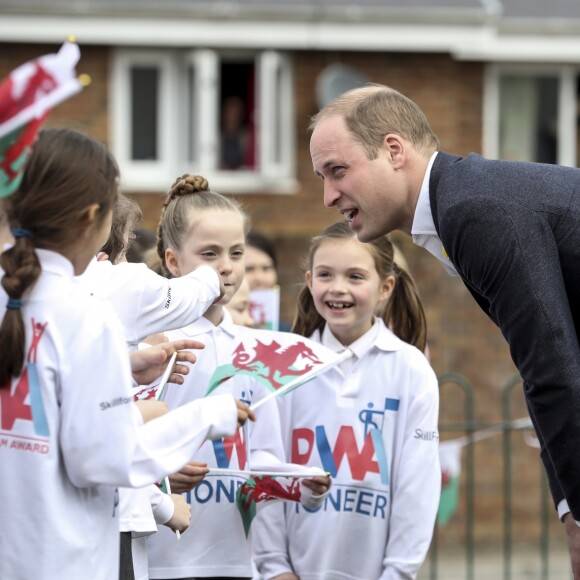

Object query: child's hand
[236,400,256,429]
[142,332,168,346]
[130,338,206,385]
[166,493,191,533]
[135,400,169,423]
[302,474,332,496]
[168,461,209,493]
[272,574,299,580]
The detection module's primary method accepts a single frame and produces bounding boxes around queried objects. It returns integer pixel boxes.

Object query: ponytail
[380,263,427,352]
[292,284,325,338]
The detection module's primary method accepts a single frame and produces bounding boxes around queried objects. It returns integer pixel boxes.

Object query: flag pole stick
[249,349,353,412]
[155,352,177,401]
[208,467,326,478]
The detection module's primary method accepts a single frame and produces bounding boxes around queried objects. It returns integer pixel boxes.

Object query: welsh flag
[249,287,280,330]
[437,441,462,526]
[205,328,351,404]
[0,41,83,198]
[234,463,327,535]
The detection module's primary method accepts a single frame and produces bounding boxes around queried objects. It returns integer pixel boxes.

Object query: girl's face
[166,208,246,306]
[244,246,277,289]
[306,236,394,346]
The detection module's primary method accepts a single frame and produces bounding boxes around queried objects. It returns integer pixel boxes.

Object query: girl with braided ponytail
[148,174,329,580]
[253,221,440,580]
[0,130,252,580]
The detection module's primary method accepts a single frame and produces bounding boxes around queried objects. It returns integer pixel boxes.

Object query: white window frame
[110,48,297,193]
[483,63,577,167]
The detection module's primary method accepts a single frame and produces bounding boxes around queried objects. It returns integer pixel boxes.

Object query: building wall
[3,43,544,545]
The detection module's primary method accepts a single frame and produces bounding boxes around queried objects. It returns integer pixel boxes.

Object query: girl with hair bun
[148,174,329,580]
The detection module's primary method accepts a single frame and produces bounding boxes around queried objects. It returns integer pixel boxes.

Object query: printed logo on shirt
[291,398,400,485]
[289,398,399,519]
[99,396,133,410]
[0,319,51,455]
[414,428,439,442]
[212,388,252,470]
[293,483,389,519]
[164,286,172,309]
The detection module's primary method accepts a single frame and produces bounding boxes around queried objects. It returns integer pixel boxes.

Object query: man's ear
[383,134,405,169]
[164,247,181,277]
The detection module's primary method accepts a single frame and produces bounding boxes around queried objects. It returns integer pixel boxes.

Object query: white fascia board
[454,35,580,63]
[3,14,580,62]
[0,14,482,52]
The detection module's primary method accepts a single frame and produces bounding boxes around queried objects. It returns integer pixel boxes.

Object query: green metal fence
[421,373,572,580]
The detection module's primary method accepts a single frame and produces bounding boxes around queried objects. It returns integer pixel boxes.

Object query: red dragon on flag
[205,328,342,396]
[236,475,303,535]
[0,40,84,198]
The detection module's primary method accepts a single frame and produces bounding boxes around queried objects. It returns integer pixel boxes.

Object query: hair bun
[168,174,209,200]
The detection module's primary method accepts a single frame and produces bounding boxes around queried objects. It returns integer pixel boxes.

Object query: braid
[155,220,167,273]
[167,175,209,201]
[0,238,41,384]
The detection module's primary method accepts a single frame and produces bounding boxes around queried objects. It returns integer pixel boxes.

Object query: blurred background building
[1,1,579,576]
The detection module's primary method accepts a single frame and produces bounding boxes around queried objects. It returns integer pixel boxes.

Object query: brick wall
[4,43,548,545]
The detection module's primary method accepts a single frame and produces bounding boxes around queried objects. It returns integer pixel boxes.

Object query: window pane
[219,61,256,171]
[499,75,558,163]
[187,64,196,163]
[131,67,158,160]
[273,65,283,165]
[576,77,580,168]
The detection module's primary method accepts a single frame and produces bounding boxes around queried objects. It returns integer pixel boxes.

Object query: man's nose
[323,181,340,208]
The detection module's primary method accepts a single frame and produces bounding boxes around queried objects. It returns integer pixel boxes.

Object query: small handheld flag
[132,351,177,402]
[231,463,328,535]
[0,40,84,198]
[205,328,352,406]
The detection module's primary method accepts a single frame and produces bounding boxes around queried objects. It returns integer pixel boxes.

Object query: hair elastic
[6,298,23,310]
[12,228,32,239]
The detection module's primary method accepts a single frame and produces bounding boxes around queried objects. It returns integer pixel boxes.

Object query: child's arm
[251,393,297,579]
[112,262,223,345]
[253,502,296,579]
[379,354,440,579]
[59,316,254,489]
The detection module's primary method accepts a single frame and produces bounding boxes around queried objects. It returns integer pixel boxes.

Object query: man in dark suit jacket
[309,84,580,576]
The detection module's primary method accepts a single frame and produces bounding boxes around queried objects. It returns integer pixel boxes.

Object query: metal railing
[422,374,571,580]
